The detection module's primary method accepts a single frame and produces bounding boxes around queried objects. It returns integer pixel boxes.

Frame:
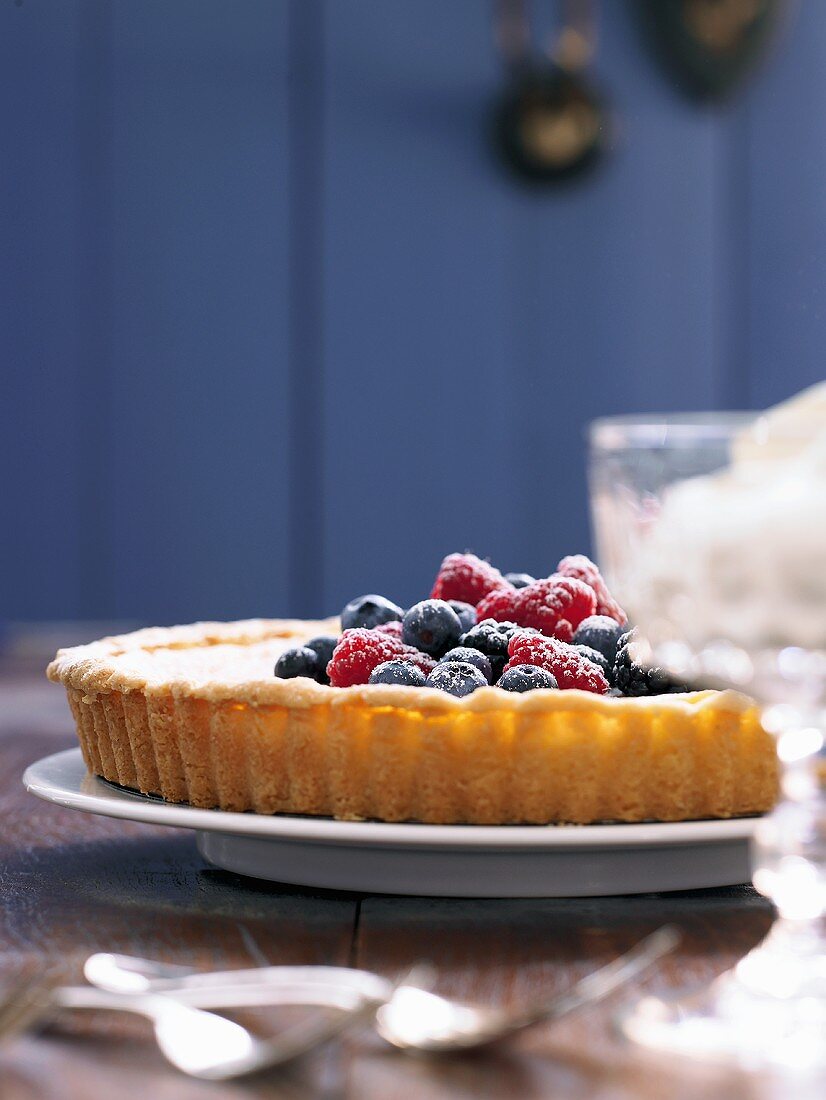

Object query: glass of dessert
[588,384,826,1073]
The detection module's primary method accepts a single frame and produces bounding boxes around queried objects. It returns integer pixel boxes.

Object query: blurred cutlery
[0,966,387,1080]
[84,925,678,1054]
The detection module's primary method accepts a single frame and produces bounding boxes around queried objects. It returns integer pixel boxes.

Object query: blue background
[3,0,824,626]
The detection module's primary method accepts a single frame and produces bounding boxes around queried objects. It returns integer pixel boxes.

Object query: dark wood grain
[0,668,786,1100]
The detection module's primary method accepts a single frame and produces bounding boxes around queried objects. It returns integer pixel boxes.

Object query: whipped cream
[624,383,826,655]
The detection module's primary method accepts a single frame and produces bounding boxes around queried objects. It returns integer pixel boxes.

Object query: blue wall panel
[744,3,826,408]
[98,0,291,624]
[320,1,517,613]
[319,0,731,610]
[1,3,85,619]
[1,0,822,623]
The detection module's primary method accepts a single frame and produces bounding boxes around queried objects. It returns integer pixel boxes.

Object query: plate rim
[23,747,759,851]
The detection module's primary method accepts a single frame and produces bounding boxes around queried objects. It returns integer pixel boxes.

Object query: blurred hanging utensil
[493,0,611,183]
[637,0,791,102]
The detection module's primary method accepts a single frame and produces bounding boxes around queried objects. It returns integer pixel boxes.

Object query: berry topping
[430,552,506,606]
[275,646,322,681]
[573,644,612,684]
[613,629,687,697]
[447,600,477,633]
[368,660,427,687]
[556,554,626,624]
[498,664,559,693]
[425,661,488,698]
[374,620,404,639]
[511,576,596,641]
[458,618,522,681]
[305,635,338,683]
[504,572,535,589]
[327,629,435,687]
[475,585,519,622]
[402,599,462,657]
[505,632,609,694]
[308,552,650,696]
[340,594,404,632]
[572,615,625,668]
[439,646,493,683]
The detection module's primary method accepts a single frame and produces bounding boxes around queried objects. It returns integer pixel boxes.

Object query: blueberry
[402,599,462,656]
[573,644,612,684]
[275,646,321,681]
[572,615,625,668]
[305,634,338,684]
[439,646,493,683]
[425,661,488,698]
[368,660,427,687]
[447,600,477,633]
[341,594,404,631]
[458,618,521,680]
[504,572,535,589]
[498,665,559,692]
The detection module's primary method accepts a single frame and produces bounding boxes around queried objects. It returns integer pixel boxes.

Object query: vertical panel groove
[287,0,326,617]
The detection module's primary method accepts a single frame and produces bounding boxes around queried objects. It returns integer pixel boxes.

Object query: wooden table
[0,657,786,1099]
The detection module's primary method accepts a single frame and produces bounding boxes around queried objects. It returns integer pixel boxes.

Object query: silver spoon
[53,982,387,1080]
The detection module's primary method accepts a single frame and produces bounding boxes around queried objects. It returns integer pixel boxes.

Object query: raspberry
[374,620,403,639]
[512,576,596,641]
[475,585,519,622]
[505,632,609,694]
[430,552,507,606]
[556,554,626,624]
[327,629,435,687]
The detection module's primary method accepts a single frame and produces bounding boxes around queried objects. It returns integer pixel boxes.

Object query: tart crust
[47,619,779,825]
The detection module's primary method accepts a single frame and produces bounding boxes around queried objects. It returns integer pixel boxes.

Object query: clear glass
[588,412,826,1077]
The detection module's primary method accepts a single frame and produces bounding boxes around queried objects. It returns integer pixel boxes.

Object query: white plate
[24,748,758,898]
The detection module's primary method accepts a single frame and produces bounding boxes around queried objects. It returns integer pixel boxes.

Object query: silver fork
[0,968,389,1080]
